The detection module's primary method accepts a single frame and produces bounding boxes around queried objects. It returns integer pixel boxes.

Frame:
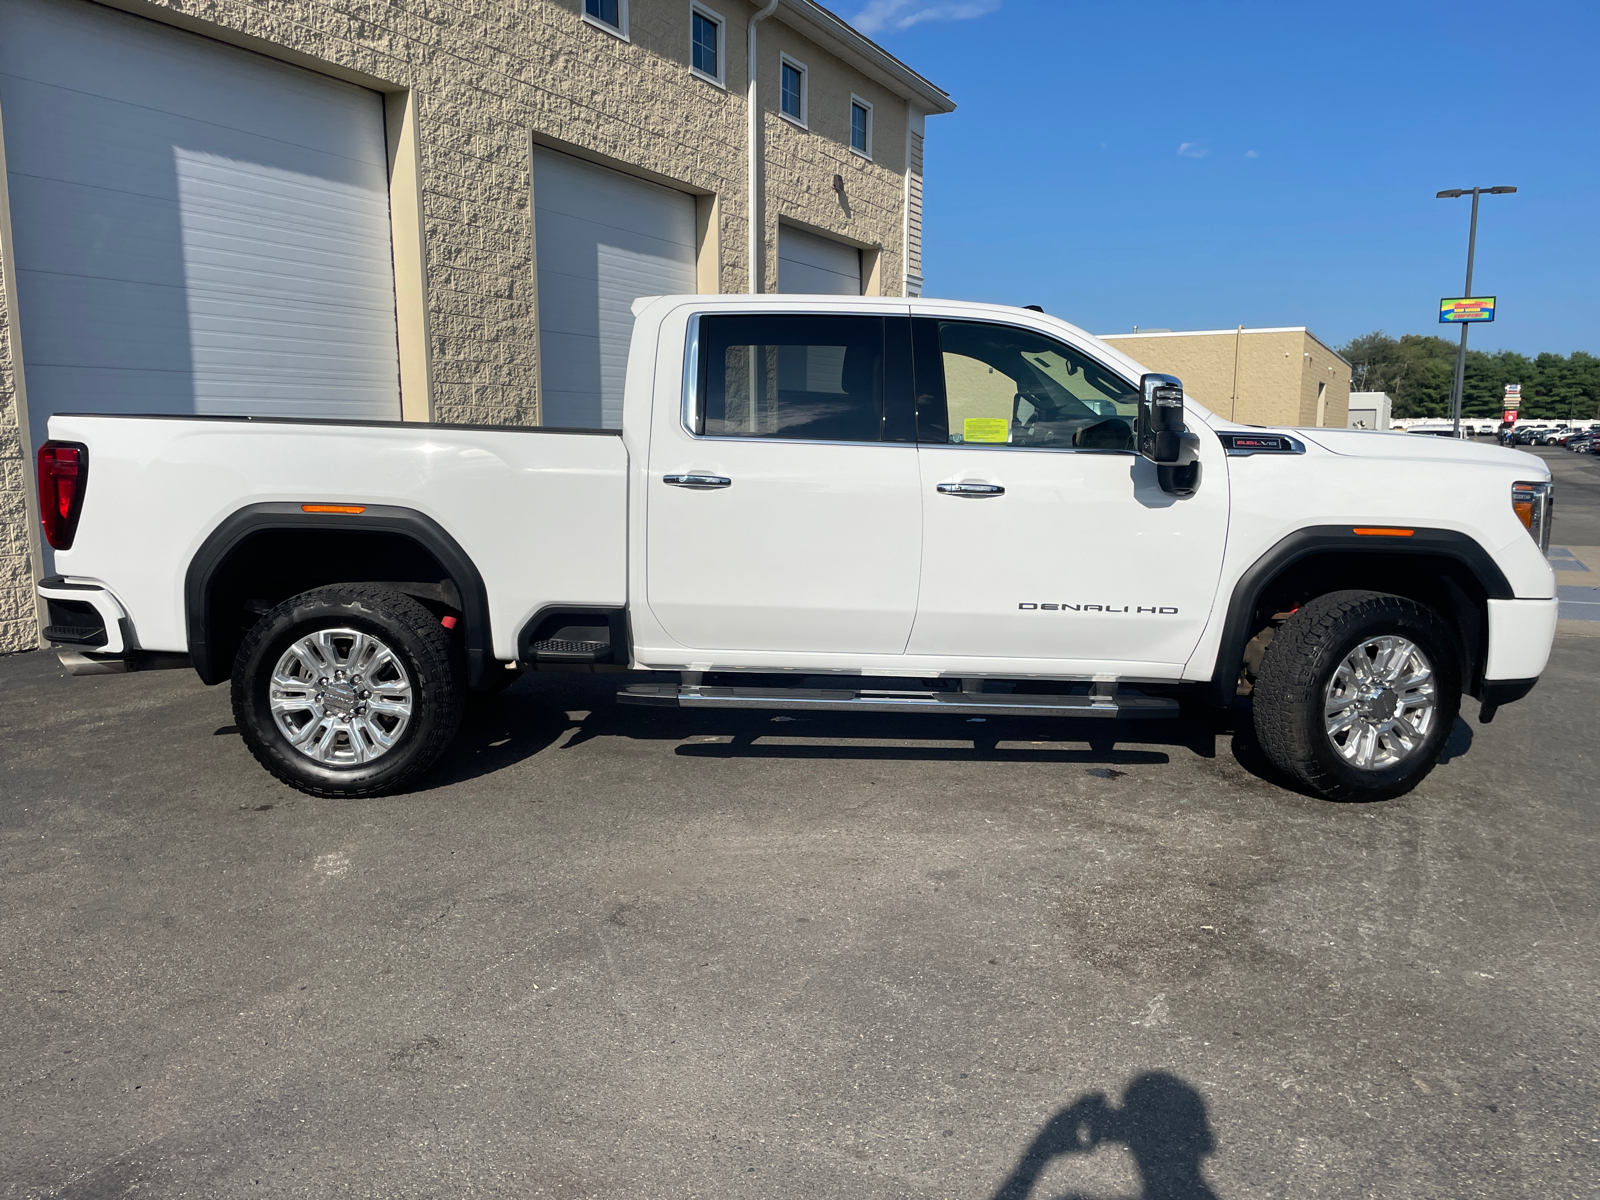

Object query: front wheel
[231,585,464,798]
[1251,590,1461,802]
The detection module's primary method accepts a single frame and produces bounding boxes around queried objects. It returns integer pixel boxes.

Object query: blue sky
[848,0,1599,356]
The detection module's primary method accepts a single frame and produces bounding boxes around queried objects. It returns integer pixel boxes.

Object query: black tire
[231,585,464,798]
[1251,590,1461,802]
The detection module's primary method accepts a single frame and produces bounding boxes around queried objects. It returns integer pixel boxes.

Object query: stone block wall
[0,247,39,653]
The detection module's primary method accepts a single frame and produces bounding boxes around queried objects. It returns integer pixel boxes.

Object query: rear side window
[697,315,884,442]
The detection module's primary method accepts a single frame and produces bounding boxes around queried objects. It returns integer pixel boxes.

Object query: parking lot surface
[3,444,1598,1199]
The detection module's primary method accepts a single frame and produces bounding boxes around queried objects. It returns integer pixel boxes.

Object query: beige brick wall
[1104,329,1351,429]
[0,119,43,654]
[0,0,926,651]
[761,19,906,293]
[1,257,42,654]
[1300,332,1351,430]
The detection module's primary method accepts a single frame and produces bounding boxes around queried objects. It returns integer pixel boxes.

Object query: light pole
[1436,186,1516,437]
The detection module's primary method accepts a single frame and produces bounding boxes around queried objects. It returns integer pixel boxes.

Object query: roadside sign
[1503,383,1520,425]
[1440,296,1496,323]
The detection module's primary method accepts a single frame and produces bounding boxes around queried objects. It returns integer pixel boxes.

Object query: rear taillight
[1511,480,1553,552]
[37,441,88,550]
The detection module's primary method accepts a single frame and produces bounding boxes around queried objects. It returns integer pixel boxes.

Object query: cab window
[697,314,884,442]
[932,320,1138,451]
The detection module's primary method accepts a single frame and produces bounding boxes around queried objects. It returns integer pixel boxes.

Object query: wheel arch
[1208,526,1513,706]
[185,503,493,689]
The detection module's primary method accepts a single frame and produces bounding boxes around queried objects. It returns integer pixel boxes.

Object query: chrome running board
[616,683,1179,720]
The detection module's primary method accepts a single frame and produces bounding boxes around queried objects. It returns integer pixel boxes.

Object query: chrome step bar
[616,683,1180,720]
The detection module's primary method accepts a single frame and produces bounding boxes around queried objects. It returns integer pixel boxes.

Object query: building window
[850,96,872,158]
[583,0,628,38]
[690,4,724,86]
[780,56,807,127]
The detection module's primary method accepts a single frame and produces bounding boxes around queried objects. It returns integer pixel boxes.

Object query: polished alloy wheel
[1322,635,1437,771]
[269,628,414,765]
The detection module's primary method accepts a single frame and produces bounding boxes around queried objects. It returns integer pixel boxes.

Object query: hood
[1222,423,1547,473]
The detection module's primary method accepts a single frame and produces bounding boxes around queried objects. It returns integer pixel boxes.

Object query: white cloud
[851,0,1001,34]
[1177,141,1210,159]
[1245,149,1259,159]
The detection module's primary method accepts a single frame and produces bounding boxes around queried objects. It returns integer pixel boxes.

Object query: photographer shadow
[991,1072,1217,1200]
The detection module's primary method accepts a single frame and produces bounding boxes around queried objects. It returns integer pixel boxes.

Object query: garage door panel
[534,155,696,234]
[532,210,696,302]
[1,68,384,206]
[1,0,388,165]
[0,80,194,199]
[20,364,196,416]
[0,0,402,438]
[536,330,605,394]
[7,176,189,286]
[533,149,697,429]
[778,226,862,296]
[15,275,192,372]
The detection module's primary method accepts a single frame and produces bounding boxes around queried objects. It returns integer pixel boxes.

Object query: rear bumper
[37,576,128,655]
[36,578,192,676]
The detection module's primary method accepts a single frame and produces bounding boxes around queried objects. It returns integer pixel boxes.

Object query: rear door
[644,311,922,654]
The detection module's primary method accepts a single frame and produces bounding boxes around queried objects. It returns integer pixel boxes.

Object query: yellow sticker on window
[962,417,1010,444]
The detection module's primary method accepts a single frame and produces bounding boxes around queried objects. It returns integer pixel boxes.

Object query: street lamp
[1436,186,1517,437]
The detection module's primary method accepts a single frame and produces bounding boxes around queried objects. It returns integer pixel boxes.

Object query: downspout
[747,0,781,293]
[1230,324,1243,421]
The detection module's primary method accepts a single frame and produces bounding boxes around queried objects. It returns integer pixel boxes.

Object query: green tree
[1339,333,1600,422]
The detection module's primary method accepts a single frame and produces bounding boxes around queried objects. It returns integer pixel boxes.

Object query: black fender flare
[185,502,493,689]
[1205,525,1514,706]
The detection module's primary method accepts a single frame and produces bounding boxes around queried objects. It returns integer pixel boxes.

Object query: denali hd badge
[1019,603,1178,614]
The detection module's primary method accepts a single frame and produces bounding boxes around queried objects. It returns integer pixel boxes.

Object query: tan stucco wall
[0,0,928,652]
[761,21,907,295]
[1103,329,1351,430]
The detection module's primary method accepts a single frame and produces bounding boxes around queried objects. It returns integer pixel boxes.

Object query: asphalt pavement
[3,450,1598,1199]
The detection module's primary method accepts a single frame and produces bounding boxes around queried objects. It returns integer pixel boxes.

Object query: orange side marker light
[301,504,367,514]
[1353,527,1414,537]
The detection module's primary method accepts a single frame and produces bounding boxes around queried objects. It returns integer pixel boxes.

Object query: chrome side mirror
[1137,373,1202,497]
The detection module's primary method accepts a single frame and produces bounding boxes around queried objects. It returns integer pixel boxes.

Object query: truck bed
[46,413,630,662]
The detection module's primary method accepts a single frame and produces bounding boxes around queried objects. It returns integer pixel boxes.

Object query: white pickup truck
[34,295,1558,802]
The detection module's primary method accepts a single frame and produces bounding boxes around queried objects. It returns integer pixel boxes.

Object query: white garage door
[533,149,697,429]
[778,226,862,295]
[0,0,401,447]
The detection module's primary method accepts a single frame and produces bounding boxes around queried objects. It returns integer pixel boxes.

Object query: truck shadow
[990,1071,1220,1200]
[434,674,1475,797]
[430,674,1230,787]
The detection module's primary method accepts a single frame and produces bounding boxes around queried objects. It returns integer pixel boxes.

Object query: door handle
[937,482,1005,497]
[664,473,732,489]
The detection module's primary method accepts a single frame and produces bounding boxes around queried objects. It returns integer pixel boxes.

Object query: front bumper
[1484,597,1559,683]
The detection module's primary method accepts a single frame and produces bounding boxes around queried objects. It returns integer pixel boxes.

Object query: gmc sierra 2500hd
[34,295,1557,801]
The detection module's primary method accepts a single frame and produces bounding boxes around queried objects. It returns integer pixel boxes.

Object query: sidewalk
[1551,545,1600,636]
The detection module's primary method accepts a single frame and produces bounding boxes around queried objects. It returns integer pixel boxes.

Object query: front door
[907,317,1229,671]
[645,311,922,655]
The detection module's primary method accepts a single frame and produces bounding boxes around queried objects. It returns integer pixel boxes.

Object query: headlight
[1511,481,1553,551]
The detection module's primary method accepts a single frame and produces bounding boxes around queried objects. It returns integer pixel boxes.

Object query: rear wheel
[232,585,464,797]
[1251,590,1460,801]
